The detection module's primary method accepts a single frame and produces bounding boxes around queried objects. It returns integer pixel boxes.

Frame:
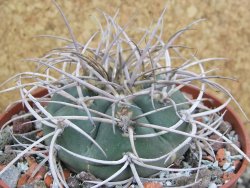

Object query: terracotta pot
[0,86,249,188]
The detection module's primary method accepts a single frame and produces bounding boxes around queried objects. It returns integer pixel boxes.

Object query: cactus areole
[44,80,191,180]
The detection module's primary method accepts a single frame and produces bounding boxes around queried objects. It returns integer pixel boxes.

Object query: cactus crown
[0,2,249,188]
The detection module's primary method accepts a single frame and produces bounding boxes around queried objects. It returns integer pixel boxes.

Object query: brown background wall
[0,0,250,132]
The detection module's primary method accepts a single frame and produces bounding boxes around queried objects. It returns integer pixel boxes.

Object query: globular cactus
[44,84,190,180]
[38,4,199,185]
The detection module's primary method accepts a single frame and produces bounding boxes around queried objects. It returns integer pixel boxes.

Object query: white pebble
[222,162,231,170]
[35,121,42,129]
[208,182,217,188]
[213,161,219,167]
[225,151,231,157]
[225,166,235,173]
[159,172,166,179]
[230,155,243,160]
[17,162,29,172]
[165,181,172,186]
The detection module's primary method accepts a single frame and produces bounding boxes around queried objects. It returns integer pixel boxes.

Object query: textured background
[0,0,250,132]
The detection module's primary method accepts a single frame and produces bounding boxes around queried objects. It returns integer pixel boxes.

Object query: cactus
[1,1,250,188]
[44,84,190,180]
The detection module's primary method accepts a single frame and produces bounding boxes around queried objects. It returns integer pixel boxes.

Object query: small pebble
[218,121,232,133]
[209,134,224,151]
[12,118,34,134]
[76,171,97,181]
[208,182,217,188]
[212,161,219,168]
[17,161,29,172]
[0,126,12,150]
[229,130,236,136]
[230,155,243,160]
[225,166,235,173]
[0,165,21,188]
[222,162,231,170]
[44,173,53,188]
[216,148,226,166]
[225,151,231,158]
[67,176,81,188]
[35,121,42,129]
[165,181,172,186]
[202,116,210,123]
[159,172,166,179]
[202,160,213,166]
[143,182,163,188]
[0,152,17,165]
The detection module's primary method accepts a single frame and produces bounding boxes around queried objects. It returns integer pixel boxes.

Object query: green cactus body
[44,86,191,180]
